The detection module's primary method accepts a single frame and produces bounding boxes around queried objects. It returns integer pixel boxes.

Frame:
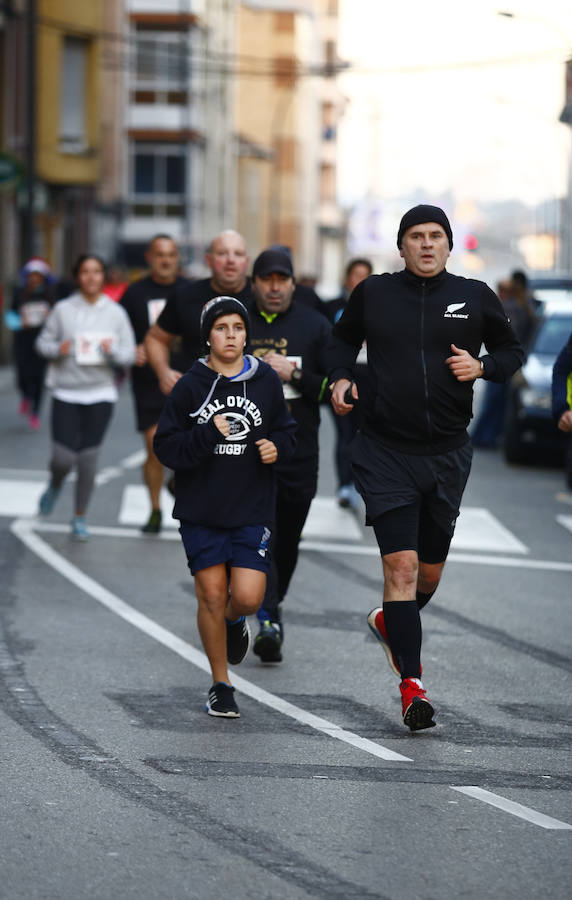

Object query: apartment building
[235,0,344,289]
[1,0,105,278]
[119,0,237,270]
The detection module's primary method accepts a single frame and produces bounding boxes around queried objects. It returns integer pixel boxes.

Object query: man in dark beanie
[249,247,331,663]
[326,205,523,732]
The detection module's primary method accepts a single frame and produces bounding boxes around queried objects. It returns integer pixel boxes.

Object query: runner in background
[120,235,188,533]
[248,248,331,663]
[324,258,373,508]
[9,258,56,431]
[35,254,136,541]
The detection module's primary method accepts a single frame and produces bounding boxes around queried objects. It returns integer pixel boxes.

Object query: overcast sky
[337,0,572,207]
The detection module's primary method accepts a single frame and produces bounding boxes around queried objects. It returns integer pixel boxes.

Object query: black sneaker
[226,616,251,665]
[205,682,240,718]
[141,509,162,534]
[253,620,283,663]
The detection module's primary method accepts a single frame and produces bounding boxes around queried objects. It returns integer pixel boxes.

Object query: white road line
[451,786,572,830]
[10,518,411,764]
[557,514,572,535]
[454,508,528,554]
[120,449,147,469]
[0,468,49,478]
[13,517,571,829]
[25,524,572,574]
[300,540,572,573]
[31,521,181,540]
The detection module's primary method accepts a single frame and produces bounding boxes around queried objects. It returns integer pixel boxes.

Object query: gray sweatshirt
[35,292,136,391]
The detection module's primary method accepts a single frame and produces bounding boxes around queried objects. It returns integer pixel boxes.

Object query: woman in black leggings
[35,255,136,540]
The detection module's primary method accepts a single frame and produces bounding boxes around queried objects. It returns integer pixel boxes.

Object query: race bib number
[21,301,50,328]
[75,332,115,365]
[283,356,302,400]
[147,299,166,326]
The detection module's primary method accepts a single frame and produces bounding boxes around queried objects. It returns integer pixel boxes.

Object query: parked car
[503,300,572,465]
[529,276,572,292]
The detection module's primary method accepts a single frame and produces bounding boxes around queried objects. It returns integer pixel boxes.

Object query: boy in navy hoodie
[154,296,296,717]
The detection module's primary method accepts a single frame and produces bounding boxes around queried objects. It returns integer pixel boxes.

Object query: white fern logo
[446,302,466,314]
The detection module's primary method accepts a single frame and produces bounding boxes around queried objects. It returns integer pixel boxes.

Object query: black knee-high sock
[416,590,435,610]
[382,600,422,679]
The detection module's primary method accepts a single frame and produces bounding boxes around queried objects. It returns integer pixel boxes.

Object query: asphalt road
[1,371,571,900]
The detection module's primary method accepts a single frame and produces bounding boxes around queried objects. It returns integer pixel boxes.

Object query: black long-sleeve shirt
[326,268,524,454]
[249,300,331,495]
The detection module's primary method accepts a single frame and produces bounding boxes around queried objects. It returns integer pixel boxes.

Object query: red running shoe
[400,678,435,731]
[367,608,401,676]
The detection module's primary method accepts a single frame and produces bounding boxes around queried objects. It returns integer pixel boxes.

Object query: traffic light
[464,233,479,251]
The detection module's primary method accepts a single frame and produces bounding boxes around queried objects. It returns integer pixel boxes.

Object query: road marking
[24,522,572,573]
[95,449,147,485]
[0,452,148,518]
[300,540,572,573]
[0,480,47,517]
[118,488,363,539]
[557,514,572,535]
[13,517,572,829]
[454,508,528,553]
[0,468,49,479]
[302,497,362,541]
[119,449,146,469]
[451,787,572,830]
[119,485,177,528]
[118,494,525,548]
[10,518,411,764]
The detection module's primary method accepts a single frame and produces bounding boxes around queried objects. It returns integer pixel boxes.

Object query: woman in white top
[36,254,136,540]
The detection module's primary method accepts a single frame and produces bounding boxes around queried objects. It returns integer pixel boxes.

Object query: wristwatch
[479,359,485,377]
[291,367,303,386]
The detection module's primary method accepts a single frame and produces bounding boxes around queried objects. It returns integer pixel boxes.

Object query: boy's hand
[256,438,278,464]
[214,414,230,437]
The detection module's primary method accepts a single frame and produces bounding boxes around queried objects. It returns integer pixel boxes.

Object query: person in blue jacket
[154,296,297,718]
[552,331,572,489]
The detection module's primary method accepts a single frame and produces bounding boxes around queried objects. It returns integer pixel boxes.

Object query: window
[59,37,88,152]
[132,27,189,104]
[130,142,187,217]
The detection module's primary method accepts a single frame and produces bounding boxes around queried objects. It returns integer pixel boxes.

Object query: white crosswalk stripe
[0,475,539,555]
[556,514,572,535]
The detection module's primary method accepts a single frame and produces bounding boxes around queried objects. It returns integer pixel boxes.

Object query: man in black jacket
[249,248,331,662]
[328,205,523,732]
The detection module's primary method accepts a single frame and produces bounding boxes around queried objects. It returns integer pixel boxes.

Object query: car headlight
[520,388,552,410]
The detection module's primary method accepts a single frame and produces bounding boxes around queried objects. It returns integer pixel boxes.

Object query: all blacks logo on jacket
[444,302,469,319]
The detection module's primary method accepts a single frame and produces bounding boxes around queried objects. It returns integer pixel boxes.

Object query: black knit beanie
[397,205,453,249]
[200,295,250,347]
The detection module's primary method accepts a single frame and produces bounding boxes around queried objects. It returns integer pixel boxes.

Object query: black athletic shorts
[132,383,165,433]
[350,432,473,561]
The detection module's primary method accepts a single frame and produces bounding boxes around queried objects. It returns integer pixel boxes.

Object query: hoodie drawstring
[189,372,222,419]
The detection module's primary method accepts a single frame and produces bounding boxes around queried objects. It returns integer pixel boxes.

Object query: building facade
[235,0,345,290]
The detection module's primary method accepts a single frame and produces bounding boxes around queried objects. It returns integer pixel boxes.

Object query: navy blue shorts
[179,522,272,576]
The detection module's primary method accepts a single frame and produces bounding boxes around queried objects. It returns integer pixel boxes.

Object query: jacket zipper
[419,282,432,438]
